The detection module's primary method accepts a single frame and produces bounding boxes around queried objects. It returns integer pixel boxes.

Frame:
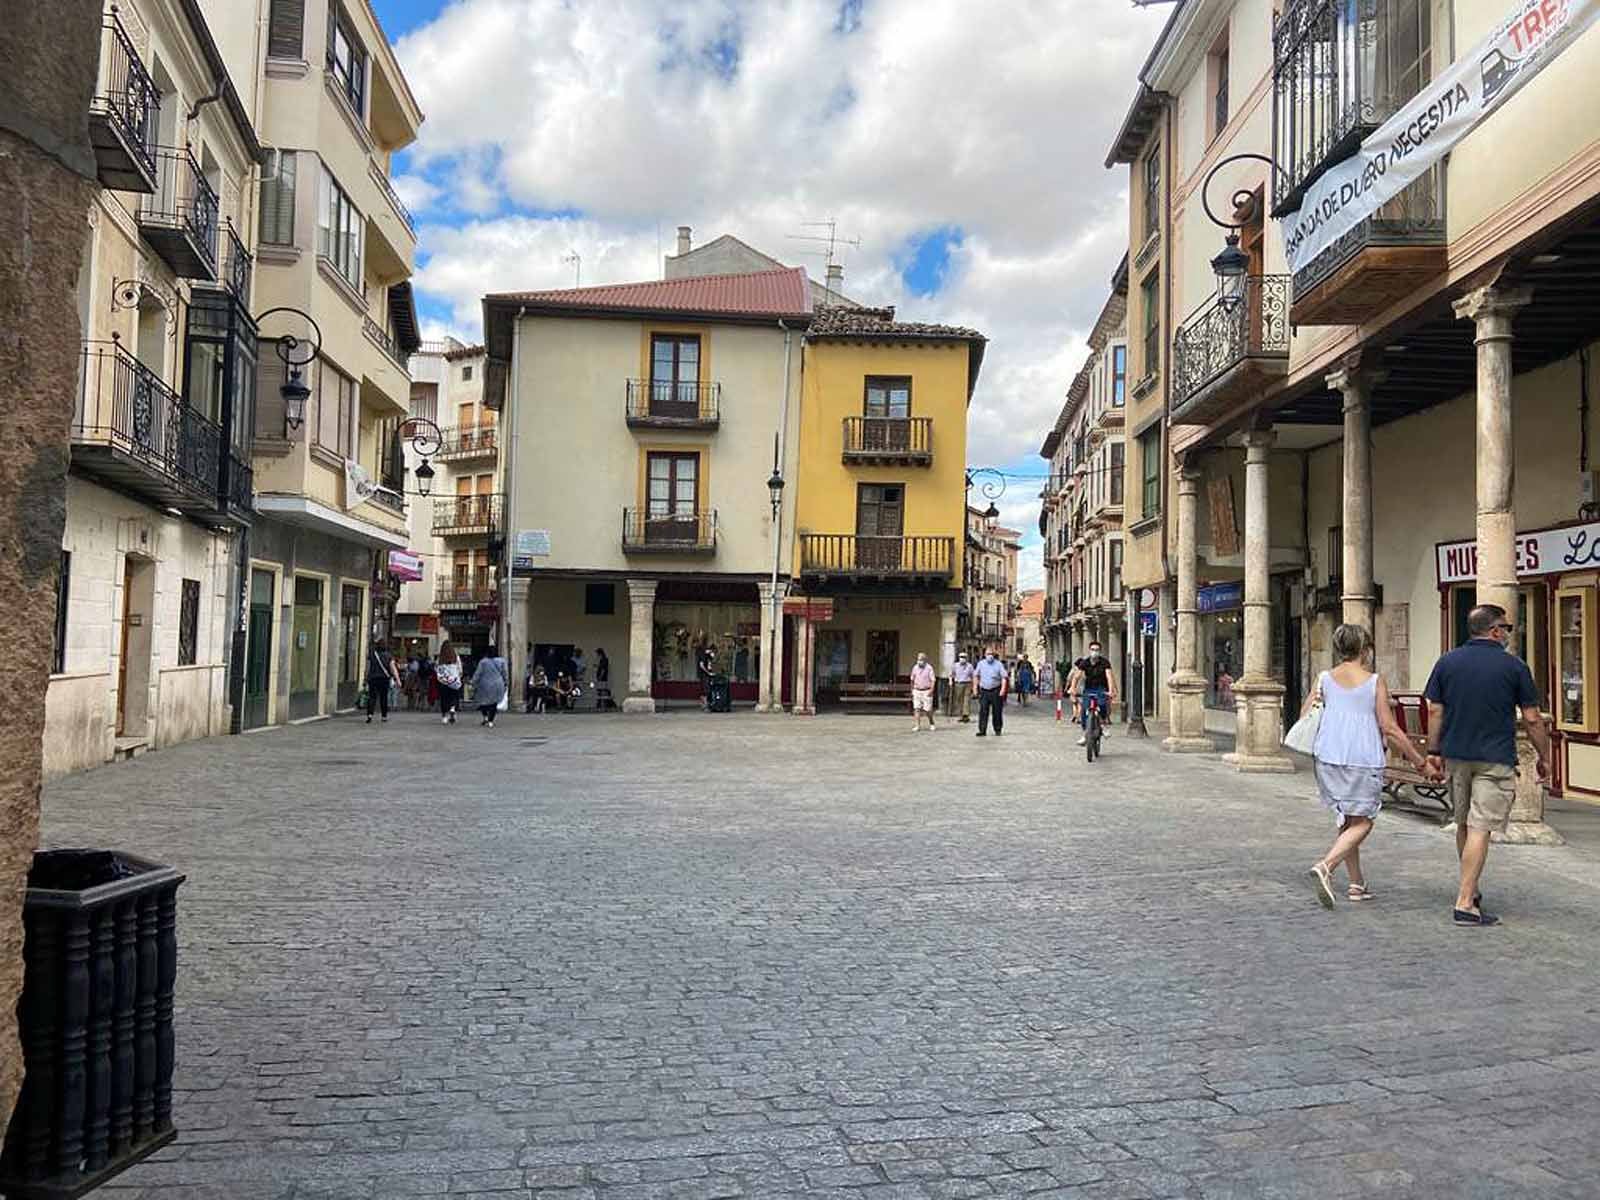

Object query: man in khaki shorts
[1423,603,1551,927]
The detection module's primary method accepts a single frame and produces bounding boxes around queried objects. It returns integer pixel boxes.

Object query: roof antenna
[785,218,861,278]
[561,250,581,287]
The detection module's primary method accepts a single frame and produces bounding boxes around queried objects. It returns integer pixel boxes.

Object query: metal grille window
[1139,427,1162,518]
[259,150,296,245]
[53,551,70,674]
[268,0,305,58]
[316,165,362,288]
[178,578,200,666]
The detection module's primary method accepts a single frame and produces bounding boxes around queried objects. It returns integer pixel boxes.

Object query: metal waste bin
[0,850,185,1199]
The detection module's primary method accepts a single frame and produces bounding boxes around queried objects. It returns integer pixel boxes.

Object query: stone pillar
[1165,462,1213,752]
[1226,429,1293,772]
[1326,362,1384,633]
[755,580,787,712]
[791,608,816,716]
[1454,284,1558,843]
[0,0,103,1128]
[505,576,531,709]
[622,579,658,713]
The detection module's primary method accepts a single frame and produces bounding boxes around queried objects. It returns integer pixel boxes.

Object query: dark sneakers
[1453,908,1500,927]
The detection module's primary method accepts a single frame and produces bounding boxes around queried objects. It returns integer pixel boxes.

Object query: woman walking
[1303,623,1438,907]
[469,643,510,728]
[435,641,463,724]
[365,643,402,723]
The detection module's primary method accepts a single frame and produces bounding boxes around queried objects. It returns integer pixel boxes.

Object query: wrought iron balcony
[434,583,497,607]
[841,417,933,466]
[364,316,406,369]
[622,508,717,555]
[88,8,157,192]
[369,159,416,234]
[625,379,720,429]
[1170,276,1290,426]
[1290,167,1446,325]
[432,493,502,536]
[435,424,498,461]
[71,340,227,515]
[226,453,253,516]
[799,534,954,590]
[139,146,219,279]
[217,220,252,306]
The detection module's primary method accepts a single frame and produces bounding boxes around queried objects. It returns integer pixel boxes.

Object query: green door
[289,576,323,720]
[244,568,274,729]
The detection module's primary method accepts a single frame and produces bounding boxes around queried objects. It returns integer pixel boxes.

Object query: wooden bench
[839,679,911,710]
[1383,693,1451,820]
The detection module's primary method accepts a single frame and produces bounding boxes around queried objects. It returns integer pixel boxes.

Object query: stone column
[1454,285,1558,843]
[1326,362,1384,633]
[939,602,960,711]
[755,580,787,712]
[1226,430,1294,772]
[622,579,658,713]
[505,576,531,709]
[1165,462,1213,752]
[791,607,816,716]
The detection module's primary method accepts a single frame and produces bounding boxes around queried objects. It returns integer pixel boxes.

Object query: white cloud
[395,0,1167,469]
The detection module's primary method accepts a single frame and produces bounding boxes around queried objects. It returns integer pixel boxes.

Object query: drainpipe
[502,307,526,675]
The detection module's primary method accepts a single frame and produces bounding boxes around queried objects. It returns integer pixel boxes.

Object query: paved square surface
[38,703,1600,1199]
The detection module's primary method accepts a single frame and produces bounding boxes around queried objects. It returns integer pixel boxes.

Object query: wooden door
[116,570,134,735]
[646,452,699,543]
[244,568,274,729]
[856,483,904,570]
[650,334,701,419]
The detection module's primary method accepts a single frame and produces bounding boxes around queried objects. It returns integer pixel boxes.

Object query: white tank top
[1313,670,1386,767]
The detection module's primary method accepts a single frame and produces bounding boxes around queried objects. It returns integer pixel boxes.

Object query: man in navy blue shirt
[1423,603,1551,927]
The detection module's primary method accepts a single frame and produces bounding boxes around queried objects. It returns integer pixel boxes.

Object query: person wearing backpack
[469,643,510,729]
[365,643,402,723]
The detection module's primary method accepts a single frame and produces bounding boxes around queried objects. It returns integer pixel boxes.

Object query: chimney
[676,225,692,256]
[825,262,844,294]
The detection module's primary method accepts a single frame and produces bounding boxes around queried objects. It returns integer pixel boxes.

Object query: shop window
[585,583,615,615]
[53,551,70,674]
[178,578,200,666]
[1557,587,1596,732]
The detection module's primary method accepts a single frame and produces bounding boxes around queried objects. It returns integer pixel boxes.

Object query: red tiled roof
[806,304,986,343]
[1018,590,1045,618]
[486,267,813,319]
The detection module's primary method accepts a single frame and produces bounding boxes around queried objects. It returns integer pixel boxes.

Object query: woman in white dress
[1303,624,1438,908]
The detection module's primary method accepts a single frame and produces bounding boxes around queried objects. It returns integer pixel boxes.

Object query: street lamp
[398,417,445,496]
[767,464,785,518]
[255,306,323,434]
[280,367,310,430]
[765,435,785,714]
[1196,152,1286,305]
[414,458,436,497]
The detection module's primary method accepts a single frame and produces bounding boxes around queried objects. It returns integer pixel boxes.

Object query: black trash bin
[706,673,732,712]
[0,850,185,1199]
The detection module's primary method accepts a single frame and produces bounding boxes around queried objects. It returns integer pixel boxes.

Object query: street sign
[1139,610,1158,637]
[513,529,550,569]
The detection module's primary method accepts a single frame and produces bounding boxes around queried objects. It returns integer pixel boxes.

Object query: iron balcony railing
[368,486,405,516]
[1171,276,1291,405]
[226,453,253,513]
[1291,165,1446,299]
[841,416,933,462]
[800,534,954,578]
[625,379,720,426]
[434,583,497,607]
[436,424,498,459]
[88,7,158,189]
[141,146,219,277]
[369,159,416,233]
[363,316,406,368]
[432,493,502,535]
[621,508,718,553]
[172,404,221,496]
[219,219,252,304]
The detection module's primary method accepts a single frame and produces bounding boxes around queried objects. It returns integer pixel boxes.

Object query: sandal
[1347,884,1375,902]
[1308,863,1336,909]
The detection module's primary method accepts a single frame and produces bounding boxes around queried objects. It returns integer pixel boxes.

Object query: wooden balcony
[841,417,932,466]
[1170,276,1290,426]
[625,380,720,430]
[621,508,717,555]
[432,494,501,536]
[799,534,954,591]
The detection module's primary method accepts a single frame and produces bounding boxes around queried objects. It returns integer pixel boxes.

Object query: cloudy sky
[374,0,1171,587]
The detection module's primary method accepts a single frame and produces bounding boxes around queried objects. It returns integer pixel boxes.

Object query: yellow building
[787,306,986,712]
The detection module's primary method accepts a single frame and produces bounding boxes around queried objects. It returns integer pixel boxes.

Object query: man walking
[950,652,974,722]
[910,652,937,732]
[1423,603,1551,926]
[973,646,1008,737]
[1072,640,1118,747]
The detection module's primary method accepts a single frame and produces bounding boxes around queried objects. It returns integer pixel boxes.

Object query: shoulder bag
[1283,671,1325,756]
[495,660,510,711]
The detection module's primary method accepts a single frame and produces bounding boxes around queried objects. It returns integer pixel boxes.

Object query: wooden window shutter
[268,0,305,58]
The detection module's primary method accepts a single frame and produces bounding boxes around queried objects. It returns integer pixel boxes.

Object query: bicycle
[1083,696,1104,763]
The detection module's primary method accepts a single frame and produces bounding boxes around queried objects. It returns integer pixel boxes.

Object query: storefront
[1435,519,1600,799]
[651,579,761,704]
[1198,581,1244,714]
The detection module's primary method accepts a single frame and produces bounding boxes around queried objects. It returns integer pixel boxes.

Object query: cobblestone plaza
[39,706,1600,1199]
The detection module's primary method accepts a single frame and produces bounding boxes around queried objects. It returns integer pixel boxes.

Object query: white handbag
[1283,673,1324,756]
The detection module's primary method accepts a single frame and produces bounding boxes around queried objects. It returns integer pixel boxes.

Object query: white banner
[1282,0,1600,275]
[1435,520,1600,584]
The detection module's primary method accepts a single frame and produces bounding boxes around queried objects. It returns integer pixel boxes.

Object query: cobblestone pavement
[38,702,1600,1200]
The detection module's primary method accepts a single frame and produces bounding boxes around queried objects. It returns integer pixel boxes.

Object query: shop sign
[419,614,440,634]
[477,604,500,625]
[388,550,423,582]
[1197,581,1244,614]
[1434,520,1600,584]
[783,597,835,621]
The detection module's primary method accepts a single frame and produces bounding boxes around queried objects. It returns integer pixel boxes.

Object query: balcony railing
[435,583,497,607]
[841,417,933,465]
[139,146,219,279]
[435,424,498,461]
[621,508,718,554]
[799,534,954,581]
[226,453,253,514]
[1171,276,1291,419]
[625,379,720,428]
[364,316,406,369]
[431,493,502,535]
[368,486,405,516]
[369,159,416,234]
[88,8,158,192]
[218,220,252,305]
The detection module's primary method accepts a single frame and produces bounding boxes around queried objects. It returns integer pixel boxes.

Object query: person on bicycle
[1072,640,1118,747]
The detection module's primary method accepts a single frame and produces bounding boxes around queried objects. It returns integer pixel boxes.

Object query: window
[1111,540,1124,601]
[1211,37,1230,139]
[461,364,473,381]
[409,382,437,424]
[268,0,304,57]
[326,4,367,115]
[647,452,698,517]
[585,583,615,616]
[1141,272,1160,380]
[178,578,201,666]
[1327,526,1344,586]
[1112,345,1127,407]
[1110,442,1125,506]
[316,166,362,288]
[1139,426,1162,518]
[259,150,296,245]
[865,376,911,418]
[53,551,69,674]
[184,287,259,458]
[1143,145,1161,241]
[316,361,354,457]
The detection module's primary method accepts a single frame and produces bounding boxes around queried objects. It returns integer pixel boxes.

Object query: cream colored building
[47,0,264,777]
[962,509,1019,660]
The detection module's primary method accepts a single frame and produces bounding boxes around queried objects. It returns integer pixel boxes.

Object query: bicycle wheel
[1086,713,1100,762]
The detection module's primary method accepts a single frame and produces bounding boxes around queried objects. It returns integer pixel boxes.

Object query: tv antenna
[785,219,861,272]
[561,250,581,287]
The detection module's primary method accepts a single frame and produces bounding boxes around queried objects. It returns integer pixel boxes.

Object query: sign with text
[783,597,835,621]
[387,550,423,582]
[1139,610,1158,637]
[1197,581,1245,614]
[1435,520,1600,584]
[512,529,550,570]
[1280,0,1600,275]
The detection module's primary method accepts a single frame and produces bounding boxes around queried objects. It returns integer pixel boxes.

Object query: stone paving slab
[37,703,1600,1199]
